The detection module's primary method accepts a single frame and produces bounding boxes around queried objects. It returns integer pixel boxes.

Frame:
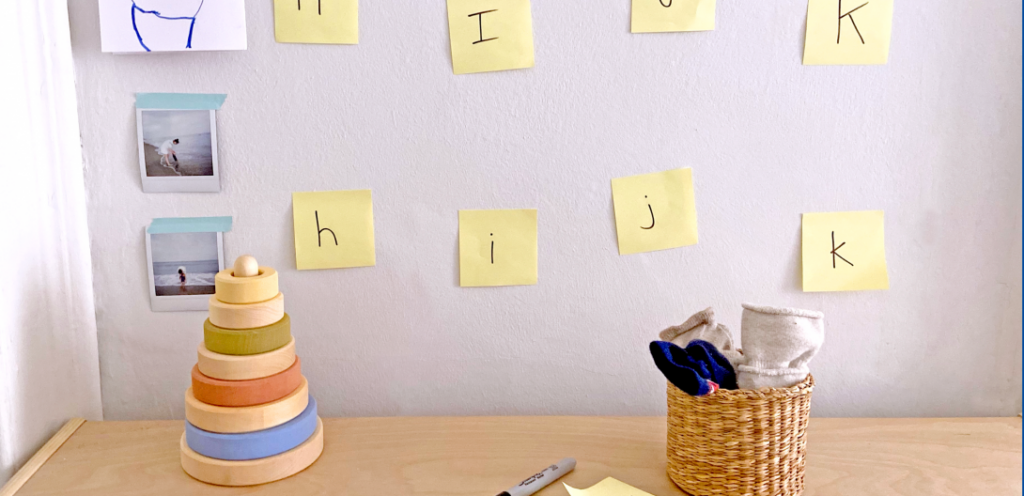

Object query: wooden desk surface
[11,417,1021,496]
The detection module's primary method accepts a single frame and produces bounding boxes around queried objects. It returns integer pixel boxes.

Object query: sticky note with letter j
[274,0,358,44]
[446,0,535,75]
[631,0,716,34]
[611,168,698,255]
[292,190,375,270]
[803,0,893,65]
[802,210,889,291]
[459,209,537,287]
[564,477,656,496]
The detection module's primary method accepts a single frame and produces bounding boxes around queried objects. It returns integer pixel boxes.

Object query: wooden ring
[180,417,323,486]
[204,314,291,356]
[214,267,279,304]
[197,337,296,381]
[185,377,308,433]
[208,293,285,329]
[191,357,302,407]
[185,397,319,460]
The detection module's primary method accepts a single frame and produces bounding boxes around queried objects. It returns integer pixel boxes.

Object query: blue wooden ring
[185,396,318,461]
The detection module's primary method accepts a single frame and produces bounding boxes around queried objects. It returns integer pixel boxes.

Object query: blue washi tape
[135,93,227,110]
[185,396,318,461]
[147,216,232,234]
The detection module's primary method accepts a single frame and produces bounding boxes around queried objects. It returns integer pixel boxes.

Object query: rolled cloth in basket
[659,307,742,366]
[736,303,824,389]
[650,340,737,396]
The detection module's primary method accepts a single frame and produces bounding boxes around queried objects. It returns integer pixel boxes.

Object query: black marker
[497,458,576,496]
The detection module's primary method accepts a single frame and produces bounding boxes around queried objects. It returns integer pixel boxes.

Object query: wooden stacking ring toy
[180,417,324,486]
[185,397,319,461]
[197,338,296,381]
[185,378,309,433]
[191,357,303,407]
[204,314,292,356]
[208,293,285,329]
[214,266,279,304]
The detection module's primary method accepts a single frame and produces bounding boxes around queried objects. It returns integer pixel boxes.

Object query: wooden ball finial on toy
[233,255,260,277]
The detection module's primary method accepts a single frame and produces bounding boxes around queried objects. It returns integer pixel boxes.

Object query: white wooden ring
[197,337,296,381]
[185,377,308,433]
[208,293,285,329]
[180,417,323,486]
[214,267,279,304]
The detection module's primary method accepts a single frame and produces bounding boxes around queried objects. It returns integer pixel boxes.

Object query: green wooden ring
[204,314,292,356]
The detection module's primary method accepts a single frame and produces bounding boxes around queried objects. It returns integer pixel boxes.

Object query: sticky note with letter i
[803,0,893,65]
[802,210,889,291]
[292,190,375,270]
[565,477,657,496]
[459,209,537,287]
[611,168,698,255]
[274,0,358,44]
[631,0,716,33]
[446,0,535,75]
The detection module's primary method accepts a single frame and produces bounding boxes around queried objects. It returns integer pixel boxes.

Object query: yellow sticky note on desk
[565,477,656,496]
[631,0,716,33]
[459,209,537,287]
[611,168,698,255]
[446,0,535,75]
[802,210,889,291]
[803,0,893,65]
[292,190,375,270]
[274,0,358,44]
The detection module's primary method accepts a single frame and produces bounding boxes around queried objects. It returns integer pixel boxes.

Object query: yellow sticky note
[446,0,534,75]
[459,209,537,287]
[292,190,375,270]
[274,0,358,44]
[803,0,893,65]
[631,0,716,33]
[564,478,656,496]
[611,168,698,255]
[802,210,889,291]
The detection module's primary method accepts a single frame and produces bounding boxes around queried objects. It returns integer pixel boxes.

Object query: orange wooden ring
[191,357,303,407]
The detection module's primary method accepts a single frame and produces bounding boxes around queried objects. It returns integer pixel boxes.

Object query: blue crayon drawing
[131,0,205,52]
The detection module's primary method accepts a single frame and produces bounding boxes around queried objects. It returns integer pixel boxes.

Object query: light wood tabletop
[7,416,1021,496]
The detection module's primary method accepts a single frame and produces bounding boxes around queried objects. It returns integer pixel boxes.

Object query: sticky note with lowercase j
[611,168,698,255]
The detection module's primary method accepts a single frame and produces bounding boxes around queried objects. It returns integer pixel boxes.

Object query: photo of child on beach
[136,108,220,192]
[150,231,220,297]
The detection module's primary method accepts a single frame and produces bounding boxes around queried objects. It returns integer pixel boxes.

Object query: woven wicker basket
[666,375,814,496]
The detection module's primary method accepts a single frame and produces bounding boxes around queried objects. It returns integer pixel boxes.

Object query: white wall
[67,0,1022,419]
[0,0,104,484]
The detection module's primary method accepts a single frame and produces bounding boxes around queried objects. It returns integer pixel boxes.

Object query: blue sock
[684,340,737,390]
[649,341,713,396]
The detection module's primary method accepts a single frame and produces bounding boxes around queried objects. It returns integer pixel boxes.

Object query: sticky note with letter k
[446,0,535,75]
[803,0,893,65]
[292,190,375,270]
[611,168,698,255]
[802,210,889,291]
[274,0,358,44]
[459,209,537,287]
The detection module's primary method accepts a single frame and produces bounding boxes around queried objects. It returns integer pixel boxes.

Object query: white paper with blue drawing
[98,0,247,53]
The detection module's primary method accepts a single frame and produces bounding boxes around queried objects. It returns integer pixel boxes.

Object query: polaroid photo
[146,227,225,311]
[137,108,220,193]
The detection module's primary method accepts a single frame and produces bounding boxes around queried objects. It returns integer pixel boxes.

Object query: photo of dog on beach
[136,109,220,192]
[146,229,224,311]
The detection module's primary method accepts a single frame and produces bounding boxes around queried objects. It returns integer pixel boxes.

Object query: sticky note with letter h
[803,0,893,65]
[274,0,358,44]
[631,0,716,33]
[292,190,375,270]
[446,0,535,75]
[611,168,698,255]
[459,209,537,287]
[802,210,889,291]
